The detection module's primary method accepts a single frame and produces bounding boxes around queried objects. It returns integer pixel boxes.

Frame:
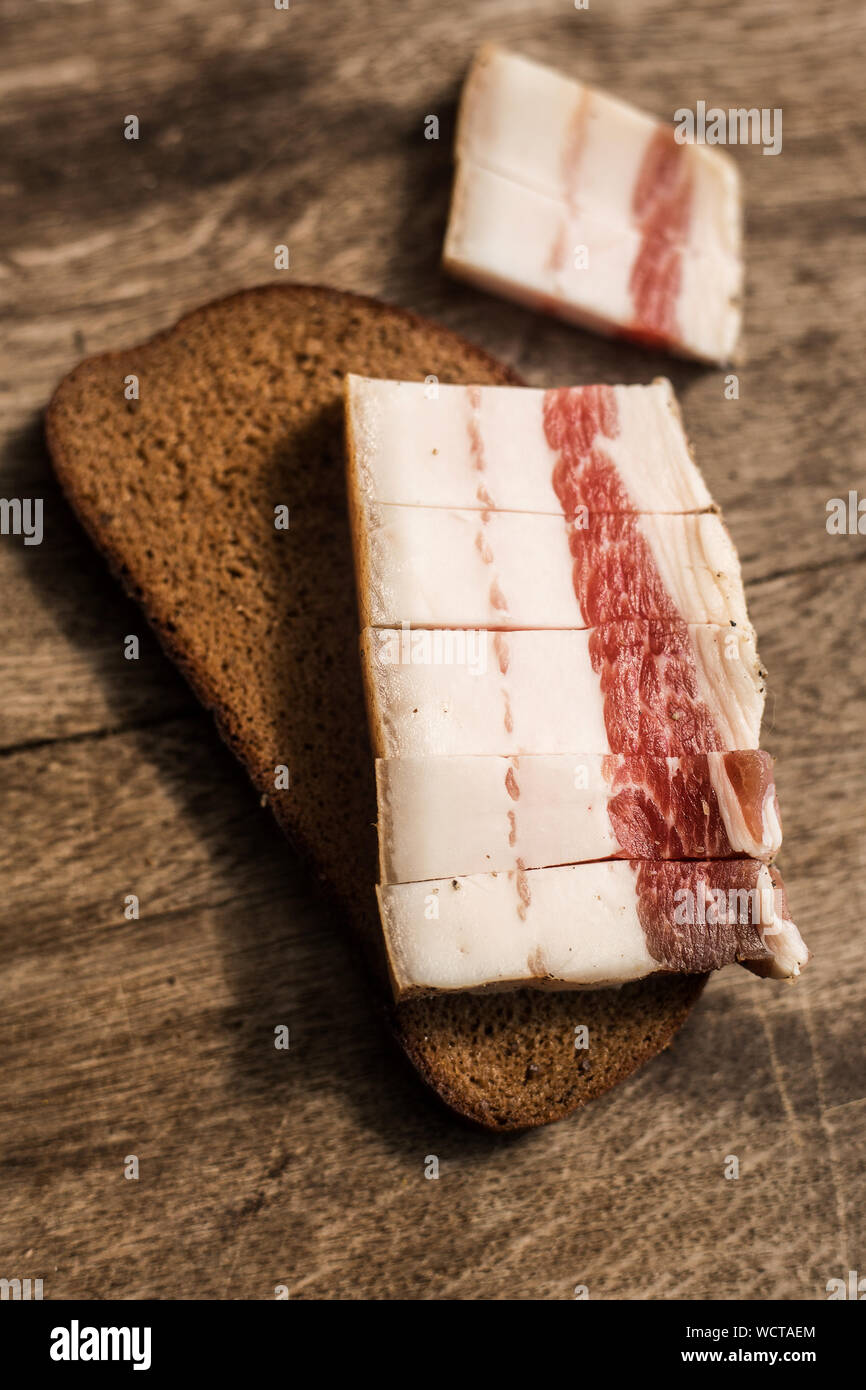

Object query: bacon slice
[358,505,749,629]
[443,47,742,364]
[376,752,782,883]
[362,623,765,758]
[346,375,712,515]
[344,373,808,997]
[378,860,808,998]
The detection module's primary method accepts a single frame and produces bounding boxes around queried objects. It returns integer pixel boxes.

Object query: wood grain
[1,0,864,1299]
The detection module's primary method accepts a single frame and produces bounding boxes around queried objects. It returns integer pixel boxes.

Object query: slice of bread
[45,283,705,1130]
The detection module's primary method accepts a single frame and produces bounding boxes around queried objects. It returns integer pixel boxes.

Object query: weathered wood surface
[1,0,864,1300]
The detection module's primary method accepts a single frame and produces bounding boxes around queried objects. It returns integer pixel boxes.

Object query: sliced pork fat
[456,45,740,260]
[443,46,743,363]
[379,860,808,998]
[344,373,808,997]
[346,375,712,515]
[362,623,765,758]
[377,752,782,883]
[357,505,749,629]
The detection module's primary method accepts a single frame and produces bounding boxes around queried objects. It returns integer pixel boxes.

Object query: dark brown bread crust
[45,283,706,1130]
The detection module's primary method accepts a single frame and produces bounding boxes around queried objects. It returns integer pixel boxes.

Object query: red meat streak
[467,400,530,917]
[546,89,591,281]
[627,129,693,347]
[633,860,776,971]
[603,751,777,859]
[544,384,771,965]
[467,387,507,617]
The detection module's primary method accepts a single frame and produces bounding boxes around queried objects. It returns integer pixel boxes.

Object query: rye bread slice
[45,283,705,1131]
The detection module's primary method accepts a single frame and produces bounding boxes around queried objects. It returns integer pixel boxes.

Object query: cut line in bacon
[362,623,765,759]
[346,375,712,515]
[379,860,808,999]
[350,378,745,628]
[376,752,782,883]
[443,46,743,364]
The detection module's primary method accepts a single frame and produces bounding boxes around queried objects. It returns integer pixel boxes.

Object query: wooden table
[1,0,864,1300]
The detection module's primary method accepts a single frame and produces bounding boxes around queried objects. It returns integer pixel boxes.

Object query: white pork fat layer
[379,860,655,995]
[377,754,621,883]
